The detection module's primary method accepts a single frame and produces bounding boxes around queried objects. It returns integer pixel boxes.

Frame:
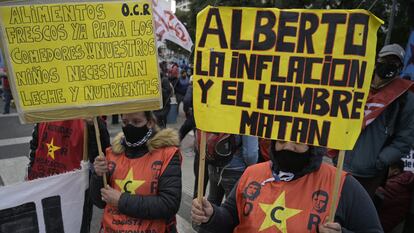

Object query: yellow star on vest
[46,138,61,160]
[114,168,145,195]
[259,191,302,233]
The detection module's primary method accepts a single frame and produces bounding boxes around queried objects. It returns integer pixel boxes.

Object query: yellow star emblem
[259,191,302,233]
[46,138,61,160]
[114,168,145,195]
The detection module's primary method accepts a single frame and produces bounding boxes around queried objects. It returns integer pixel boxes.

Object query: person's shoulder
[404,89,414,100]
[340,175,365,194]
[399,89,414,111]
[110,132,125,155]
[147,128,180,151]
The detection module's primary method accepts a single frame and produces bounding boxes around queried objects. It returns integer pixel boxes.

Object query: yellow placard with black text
[193,6,382,150]
[0,0,160,123]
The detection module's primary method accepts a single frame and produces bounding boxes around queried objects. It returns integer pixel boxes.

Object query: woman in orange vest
[192,141,383,233]
[90,111,182,233]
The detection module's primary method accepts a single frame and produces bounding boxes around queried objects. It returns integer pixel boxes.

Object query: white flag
[0,163,89,233]
[153,0,193,52]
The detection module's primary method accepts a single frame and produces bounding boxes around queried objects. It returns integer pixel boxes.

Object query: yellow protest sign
[0,0,160,123]
[194,6,382,150]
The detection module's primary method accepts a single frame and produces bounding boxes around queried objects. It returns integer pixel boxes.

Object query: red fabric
[364,78,414,128]
[377,172,414,232]
[234,162,346,232]
[102,146,179,232]
[1,77,9,89]
[196,129,229,154]
[28,120,84,180]
[259,138,271,161]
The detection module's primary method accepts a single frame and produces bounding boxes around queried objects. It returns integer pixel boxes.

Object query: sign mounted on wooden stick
[193,6,383,150]
[0,0,161,123]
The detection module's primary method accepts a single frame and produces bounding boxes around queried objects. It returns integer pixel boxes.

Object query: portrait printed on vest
[150,160,163,194]
[308,189,329,231]
[242,181,262,217]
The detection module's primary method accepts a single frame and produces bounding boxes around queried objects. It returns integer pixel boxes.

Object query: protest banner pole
[328,150,345,221]
[197,131,207,203]
[93,117,107,186]
[82,121,88,162]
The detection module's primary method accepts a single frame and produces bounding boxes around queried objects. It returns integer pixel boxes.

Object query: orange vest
[102,146,179,233]
[28,120,84,180]
[234,162,346,233]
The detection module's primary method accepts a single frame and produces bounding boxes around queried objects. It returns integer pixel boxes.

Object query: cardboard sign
[403,149,414,172]
[193,6,382,150]
[0,0,161,123]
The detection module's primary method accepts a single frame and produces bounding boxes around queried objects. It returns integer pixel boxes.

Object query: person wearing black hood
[192,140,383,233]
[90,111,182,233]
[336,44,414,198]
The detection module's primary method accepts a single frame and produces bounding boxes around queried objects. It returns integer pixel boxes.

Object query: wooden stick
[82,121,88,162]
[328,150,345,222]
[93,117,107,187]
[197,131,207,203]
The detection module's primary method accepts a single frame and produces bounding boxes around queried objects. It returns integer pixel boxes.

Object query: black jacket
[200,154,383,233]
[343,91,414,177]
[183,85,193,110]
[154,76,173,128]
[90,128,182,233]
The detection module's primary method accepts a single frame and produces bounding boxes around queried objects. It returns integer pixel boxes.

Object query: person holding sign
[90,111,182,233]
[192,140,382,233]
[27,118,110,233]
[339,44,414,198]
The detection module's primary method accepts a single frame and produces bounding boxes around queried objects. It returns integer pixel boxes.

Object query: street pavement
[0,99,197,233]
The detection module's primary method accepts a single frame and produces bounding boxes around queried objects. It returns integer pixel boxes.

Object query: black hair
[152,160,163,167]
[121,111,157,126]
[270,140,326,157]
[144,111,157,123]
[144,111,160,132]
[312,189,328,199]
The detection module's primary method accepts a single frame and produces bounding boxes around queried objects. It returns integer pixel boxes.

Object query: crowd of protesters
[12,40,414,233]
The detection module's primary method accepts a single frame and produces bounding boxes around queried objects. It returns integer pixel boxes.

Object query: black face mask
[271,149,311,174]
[375,62,401,80]
[122,124,150,145]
